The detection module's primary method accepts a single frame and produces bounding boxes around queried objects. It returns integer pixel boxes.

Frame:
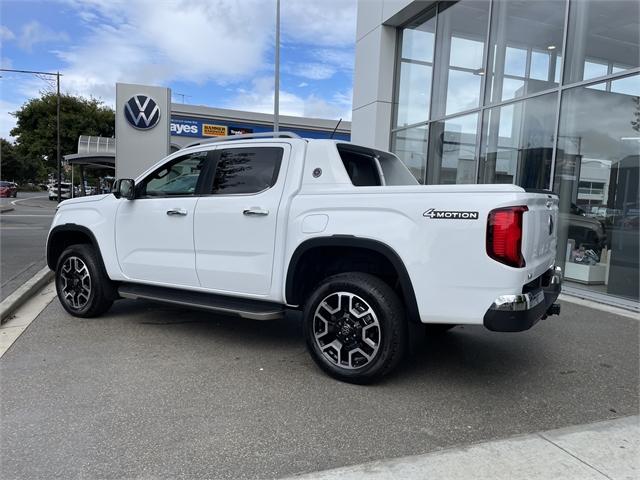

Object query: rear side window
[209,147,283,194]
[337,146,382,186]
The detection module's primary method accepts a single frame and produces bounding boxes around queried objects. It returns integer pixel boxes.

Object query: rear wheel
[303,272,406,384]
[55,244,115,317]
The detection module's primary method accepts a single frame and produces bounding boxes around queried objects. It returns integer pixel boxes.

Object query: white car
[46,133,561,383]
[48,183,72,201]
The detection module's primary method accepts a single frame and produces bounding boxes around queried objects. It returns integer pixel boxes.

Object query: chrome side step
[118,284,284,320]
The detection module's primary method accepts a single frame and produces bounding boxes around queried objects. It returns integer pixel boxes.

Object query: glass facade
[391,0,640,302]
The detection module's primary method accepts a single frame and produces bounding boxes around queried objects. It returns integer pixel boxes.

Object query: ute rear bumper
[484,266,562,332]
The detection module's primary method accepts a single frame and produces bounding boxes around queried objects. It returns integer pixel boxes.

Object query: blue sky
[0,0,356,140]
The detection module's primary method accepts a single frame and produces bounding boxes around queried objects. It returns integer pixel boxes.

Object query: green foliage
[5,92,115,182]
[0,138,34,181]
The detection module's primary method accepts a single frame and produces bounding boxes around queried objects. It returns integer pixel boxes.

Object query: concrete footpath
[284,416,639,480]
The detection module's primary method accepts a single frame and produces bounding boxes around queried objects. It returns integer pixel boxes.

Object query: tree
[0,138,46,182]
[8,92,114,182]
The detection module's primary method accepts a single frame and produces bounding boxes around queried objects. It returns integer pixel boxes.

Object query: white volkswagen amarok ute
[47,132,562,383]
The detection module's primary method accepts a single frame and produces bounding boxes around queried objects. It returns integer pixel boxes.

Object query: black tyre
[303,272,407,384]
[55,244,115,317]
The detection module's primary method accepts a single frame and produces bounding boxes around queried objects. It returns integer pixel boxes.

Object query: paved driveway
[1,297,638,479]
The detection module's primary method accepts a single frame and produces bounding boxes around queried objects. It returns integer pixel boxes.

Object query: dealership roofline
[171,103,351,134]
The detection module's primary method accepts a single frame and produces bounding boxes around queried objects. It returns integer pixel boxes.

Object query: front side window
[142,151,209,196]
[208,147,283,195]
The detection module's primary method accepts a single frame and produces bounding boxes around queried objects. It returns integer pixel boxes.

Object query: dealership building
[169,103,350,151]
[352,0,639,305]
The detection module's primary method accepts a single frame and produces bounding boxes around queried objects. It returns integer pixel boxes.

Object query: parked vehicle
[0,181,17,198]
[46,133,562,383]
[48,183,72,201]
[562,203,607,253]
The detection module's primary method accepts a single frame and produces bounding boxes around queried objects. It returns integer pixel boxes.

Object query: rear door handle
[166,208,188,216]
[243,207,269,216]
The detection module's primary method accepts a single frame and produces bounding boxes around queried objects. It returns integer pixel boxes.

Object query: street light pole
[274,0,280,133]
[57,71,61,202]
[0,68,62,200]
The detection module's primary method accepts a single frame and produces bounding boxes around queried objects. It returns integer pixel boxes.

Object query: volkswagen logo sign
[124,94,160,130]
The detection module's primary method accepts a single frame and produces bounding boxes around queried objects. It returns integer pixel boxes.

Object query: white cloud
[287,62,337,80]
[17,21,70,52]
[54,0,276,103]
[0,26,15,41]
[227,76,352,120]
[0,100,20,141]
[312,48,355,68]
[282,0,356,46]
[284,48,354,81]
[3,0,356,129]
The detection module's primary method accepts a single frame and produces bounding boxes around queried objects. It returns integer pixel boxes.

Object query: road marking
[0,282,55,358]
[10,195,49,206]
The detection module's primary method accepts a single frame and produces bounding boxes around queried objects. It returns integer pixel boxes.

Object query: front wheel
[303,272,407,384]
[55,244,115,317]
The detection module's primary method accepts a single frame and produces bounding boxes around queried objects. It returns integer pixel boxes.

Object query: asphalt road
[1,297,638,479]
[0,192,56,301]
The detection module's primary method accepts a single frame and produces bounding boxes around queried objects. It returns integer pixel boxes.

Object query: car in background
[562,203,607,252]
[0,181,17,198]
[48,183,72,201]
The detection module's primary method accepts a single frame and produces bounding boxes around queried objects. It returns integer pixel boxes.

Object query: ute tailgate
[521,191,559,280]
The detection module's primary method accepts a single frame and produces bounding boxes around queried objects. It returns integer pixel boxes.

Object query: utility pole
[0,68,62,201]
[57,72,61,202]
[274,0,280,132]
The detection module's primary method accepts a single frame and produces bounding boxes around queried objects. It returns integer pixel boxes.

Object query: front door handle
[243,207,269,216]
[166,208,188,216]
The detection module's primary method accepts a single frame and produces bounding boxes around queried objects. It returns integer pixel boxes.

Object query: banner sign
[170,115,350,140]
[171,116,253,138]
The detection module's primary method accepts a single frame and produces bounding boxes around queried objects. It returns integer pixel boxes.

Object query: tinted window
[209,147,282,194]
[338,147,382,186]
[143,151,209,196]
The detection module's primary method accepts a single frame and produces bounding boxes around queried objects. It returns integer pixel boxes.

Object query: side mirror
[113,179,136,200]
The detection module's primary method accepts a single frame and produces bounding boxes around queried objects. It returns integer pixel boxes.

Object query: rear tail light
[487,206,528,268]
